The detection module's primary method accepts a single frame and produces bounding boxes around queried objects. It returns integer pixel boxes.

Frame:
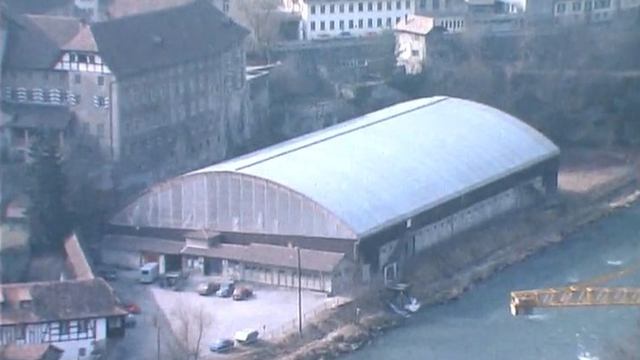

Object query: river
[342,203,640,360]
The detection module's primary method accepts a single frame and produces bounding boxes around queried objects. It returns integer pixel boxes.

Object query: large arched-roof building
[107,96,560,290]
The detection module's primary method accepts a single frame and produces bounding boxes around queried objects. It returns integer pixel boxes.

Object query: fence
[263,296,353,340]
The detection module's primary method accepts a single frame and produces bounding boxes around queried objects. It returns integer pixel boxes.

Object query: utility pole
[296,246,303,337]
[154,315,161,360]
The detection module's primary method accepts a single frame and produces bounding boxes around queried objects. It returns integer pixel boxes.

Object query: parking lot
[106,269,331,359]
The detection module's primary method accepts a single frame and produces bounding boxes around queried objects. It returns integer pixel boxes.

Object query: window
[377,1,382,10]
[79,348,87,357]
[330,4,335,12]
[339,20,345,29]
[412,49,419,56]
[222,0,229,12]
[320,4,325,13]
[368,2,373,10]
[330,20,335,30]
[396,16,400,23]
[78,320,89,333]
[349,19,354,28]
[386,1,392,9]
[386,17,391,27]
[339,3,344,12]
[594,0,610,8]
[433,0,439,10]
[556,2,567,13]
[310,21,316,31]
[93,95,107,108]
[74,74,81,84]
[572,1,581,10]
[405,0,411,8]
[585,1,592,11]
[377,18,383,27]
[396,0,401,9]
[97,76,104,86]
[348,3,354,12]
[61,321,70,335]
[358,2,363,11]
[419,0,426,9]
[368,18,373,27]
[358,18,364,28]
[16,325,26,340]
[310,4,316,14]
[320,21,325,30]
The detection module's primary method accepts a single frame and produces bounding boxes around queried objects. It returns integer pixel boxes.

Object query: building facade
[0,236,126,360]
[0,280,125,360]
[1,1,258,190]
[107,96,560,290]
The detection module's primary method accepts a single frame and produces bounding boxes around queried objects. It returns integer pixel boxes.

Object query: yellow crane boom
[510,263,640,316]
[510,287,640,316]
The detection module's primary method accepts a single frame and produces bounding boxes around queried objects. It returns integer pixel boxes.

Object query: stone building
[1,0,257,189]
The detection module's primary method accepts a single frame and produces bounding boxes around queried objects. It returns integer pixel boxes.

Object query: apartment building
[1,0,254,188]
[284,0,417,39]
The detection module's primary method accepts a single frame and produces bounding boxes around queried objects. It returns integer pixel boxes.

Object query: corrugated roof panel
[189,96,559,237]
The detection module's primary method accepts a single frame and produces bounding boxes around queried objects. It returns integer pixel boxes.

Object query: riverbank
[236,148,640,360]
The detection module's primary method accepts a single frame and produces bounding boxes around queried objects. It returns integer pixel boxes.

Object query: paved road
[342,203,640,360]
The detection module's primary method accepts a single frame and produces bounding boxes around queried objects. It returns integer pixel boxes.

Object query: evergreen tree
[25,133,72,254]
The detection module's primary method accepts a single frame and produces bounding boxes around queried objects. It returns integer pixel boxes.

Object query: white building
[284,0,417,39]
[0,279,126,360]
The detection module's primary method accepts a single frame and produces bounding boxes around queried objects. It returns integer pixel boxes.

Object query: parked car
[124,302,141,314]
[216,281,235,298]
[197,282,220,296]
[209,338,234,353]
[98,268,117,281]
[232,286,253,301]
[234,329,259,345]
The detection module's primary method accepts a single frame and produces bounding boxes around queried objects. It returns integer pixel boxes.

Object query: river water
[343,204,640,360]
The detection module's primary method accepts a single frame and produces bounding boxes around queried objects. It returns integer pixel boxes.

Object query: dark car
[98,269,117,281]
[209,338,234,353]
[232,286,253,301]
[216,281,235,298]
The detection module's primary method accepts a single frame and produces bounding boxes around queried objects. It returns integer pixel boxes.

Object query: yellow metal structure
[510,263,640,316]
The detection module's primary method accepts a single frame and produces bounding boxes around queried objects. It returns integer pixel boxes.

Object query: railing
[263,296,352,340]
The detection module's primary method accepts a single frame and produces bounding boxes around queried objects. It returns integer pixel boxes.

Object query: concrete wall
[379,177,543,280]
[101,249,140,269]
[221,258,353,294]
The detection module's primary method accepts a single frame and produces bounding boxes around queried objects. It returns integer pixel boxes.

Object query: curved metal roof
[189,96,560,237]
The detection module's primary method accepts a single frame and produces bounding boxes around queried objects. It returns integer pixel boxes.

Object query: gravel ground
[103,270,331,359]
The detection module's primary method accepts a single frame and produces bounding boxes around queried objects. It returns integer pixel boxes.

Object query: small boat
[404,297,421,313]
[388,301,411,318]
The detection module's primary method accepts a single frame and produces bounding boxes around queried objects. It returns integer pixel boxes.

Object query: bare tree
[170,303,213,360]
[235,0,282,58]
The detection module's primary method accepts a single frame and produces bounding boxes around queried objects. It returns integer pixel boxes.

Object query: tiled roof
[62,24,97,52]
[2,0,73,16]
[91,0,249,77]
[182,243,346,273]
[0,344,63,360]
[0,278,127,325]
[106,0,196,18]
[3,12,81,69]
[395,14,435,35]
[64,235,95,281]
[102,234,185,255]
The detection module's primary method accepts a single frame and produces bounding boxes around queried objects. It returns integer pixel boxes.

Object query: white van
[140,262,159,284]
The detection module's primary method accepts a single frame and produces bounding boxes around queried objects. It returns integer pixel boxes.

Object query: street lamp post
[296,246,303,337]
